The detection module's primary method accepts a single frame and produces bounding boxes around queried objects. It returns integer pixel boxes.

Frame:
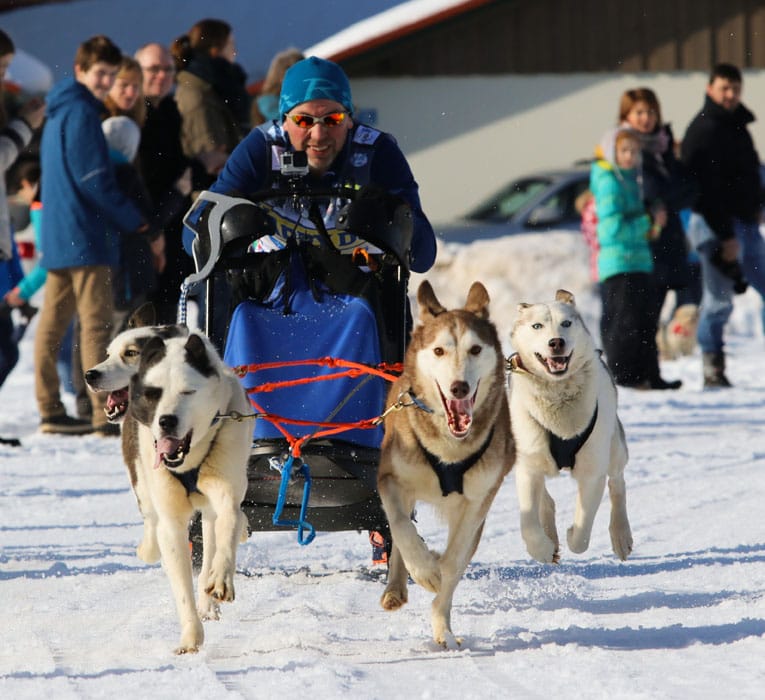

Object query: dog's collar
[416,427,495,497]
[508,350,606,376]
[505,352,529,375]
[548,404,598,470]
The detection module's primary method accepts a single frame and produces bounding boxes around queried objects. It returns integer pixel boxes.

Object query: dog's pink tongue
[107,388,128,411]
[448,398,473,434]
[153,436,180,469]
[546,356,567,373]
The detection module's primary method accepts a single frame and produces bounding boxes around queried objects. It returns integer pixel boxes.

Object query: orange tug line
[231,357,403,458]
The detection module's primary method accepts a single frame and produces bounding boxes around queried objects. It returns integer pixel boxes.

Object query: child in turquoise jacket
[591,127,676,389]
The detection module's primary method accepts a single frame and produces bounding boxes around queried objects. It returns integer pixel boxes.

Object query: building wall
[351,71,765,222]
[344,0,765,75]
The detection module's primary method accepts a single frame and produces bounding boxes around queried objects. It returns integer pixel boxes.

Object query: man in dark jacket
[35,35,163,434]
[135,42,194,324]
[681,63,765,388]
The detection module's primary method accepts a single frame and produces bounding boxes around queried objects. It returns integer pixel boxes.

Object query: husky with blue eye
[508,289,632,565]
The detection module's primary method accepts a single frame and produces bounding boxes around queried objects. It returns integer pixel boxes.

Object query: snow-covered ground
[2,232,765,699]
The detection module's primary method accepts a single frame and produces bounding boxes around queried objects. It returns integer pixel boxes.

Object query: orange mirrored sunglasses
[287,112,348,129]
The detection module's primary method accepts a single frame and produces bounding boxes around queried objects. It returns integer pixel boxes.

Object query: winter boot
[703,352,732,388]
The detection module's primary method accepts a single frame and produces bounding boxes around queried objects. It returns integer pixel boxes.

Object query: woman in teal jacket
[591,127,678,389]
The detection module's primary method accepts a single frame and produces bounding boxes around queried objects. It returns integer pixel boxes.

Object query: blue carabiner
[272,455,316,545]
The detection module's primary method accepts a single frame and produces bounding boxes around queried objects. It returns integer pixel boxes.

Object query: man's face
[136,44,176,100]
[707,77,742,112]
[282,99,352,175]
[75,61,119,102]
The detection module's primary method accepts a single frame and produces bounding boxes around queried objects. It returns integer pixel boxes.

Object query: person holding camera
[681,63,765,388]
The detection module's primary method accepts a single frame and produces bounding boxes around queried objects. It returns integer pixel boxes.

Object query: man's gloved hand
[710,245,748,294]
[337,184,412,267]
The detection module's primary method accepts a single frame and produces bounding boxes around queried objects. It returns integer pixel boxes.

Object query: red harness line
[230,357,403,458]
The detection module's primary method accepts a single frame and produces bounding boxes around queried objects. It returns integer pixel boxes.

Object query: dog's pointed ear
[127,302,157,329]
[555,289,575,305]
[464,281,490,319]
[417,280,446,320]
[140,335,166,369]
[185,334,217,377]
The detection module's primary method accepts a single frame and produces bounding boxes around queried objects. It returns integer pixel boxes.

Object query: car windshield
[466,177,553,222]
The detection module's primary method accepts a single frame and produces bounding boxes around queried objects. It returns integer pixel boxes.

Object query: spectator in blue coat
[34,35,164,436]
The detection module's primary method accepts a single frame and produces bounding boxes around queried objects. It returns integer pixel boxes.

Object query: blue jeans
[689,214,765,353]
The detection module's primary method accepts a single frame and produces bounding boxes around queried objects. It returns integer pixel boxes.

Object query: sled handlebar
[182,183,413,291]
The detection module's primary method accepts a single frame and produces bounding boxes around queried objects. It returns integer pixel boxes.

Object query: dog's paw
[433,617,463,650]
[435,631,463,651]
[174,643,200,655]
[198,597,221,621]
[566,525,591,554]
[380,588,408,611]
[205,569,235,602]
[175,621,204,654]
[610,525,633,561]
[525,532,559,564]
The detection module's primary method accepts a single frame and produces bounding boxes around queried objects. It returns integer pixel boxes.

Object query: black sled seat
[182,184,412,549]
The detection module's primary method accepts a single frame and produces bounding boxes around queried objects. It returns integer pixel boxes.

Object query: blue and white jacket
[187,120,436,273]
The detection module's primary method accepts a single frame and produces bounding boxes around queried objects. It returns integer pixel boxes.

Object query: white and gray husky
[508,289,632,564]
[86,307,251,654]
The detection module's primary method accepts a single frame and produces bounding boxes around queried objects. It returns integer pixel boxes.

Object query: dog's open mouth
[438,385,477,439]
[105,388,129,422]
[535,352,572,375]
[153,432,193,470]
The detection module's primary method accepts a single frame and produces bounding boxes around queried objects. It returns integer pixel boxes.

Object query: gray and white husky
[508,289,632,564]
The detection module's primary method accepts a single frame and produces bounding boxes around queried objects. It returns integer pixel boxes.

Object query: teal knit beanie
[279,56,353,118]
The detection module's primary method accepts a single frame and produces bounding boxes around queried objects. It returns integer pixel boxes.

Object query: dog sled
[181,169,413,565]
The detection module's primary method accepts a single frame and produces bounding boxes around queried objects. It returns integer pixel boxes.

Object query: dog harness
[416,427,495,496]
[169,467,201,496]
[505,352,600,470]
[548,405,598,470]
